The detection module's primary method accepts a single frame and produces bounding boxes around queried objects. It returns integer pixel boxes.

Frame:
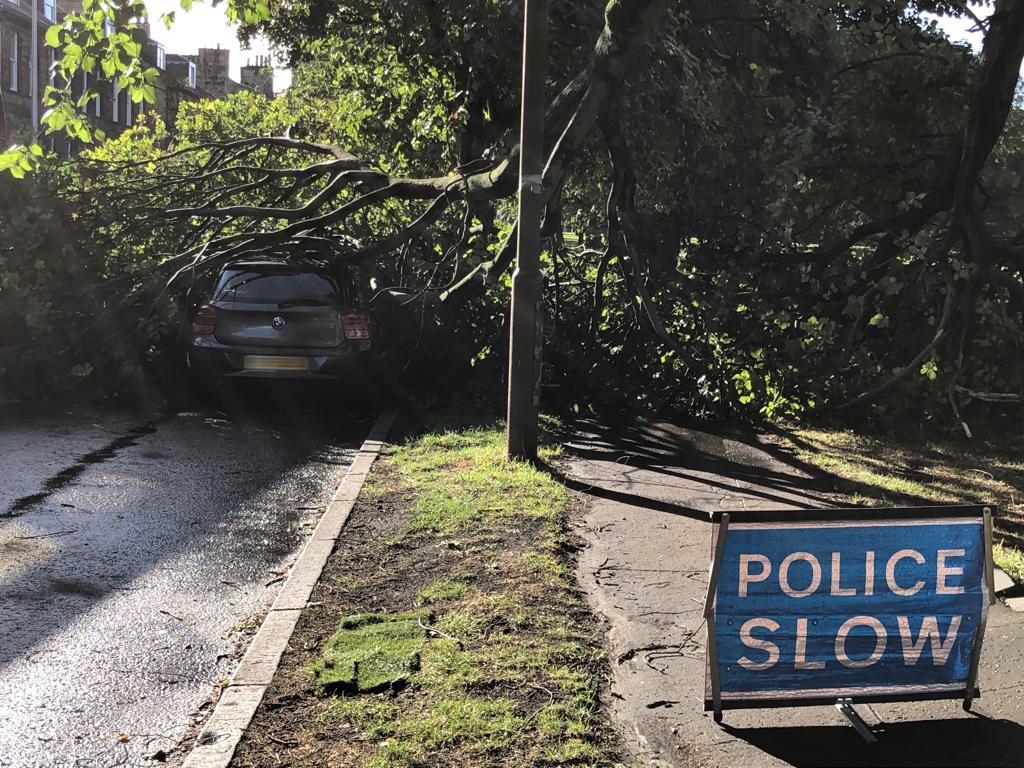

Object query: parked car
[186,260,373,383]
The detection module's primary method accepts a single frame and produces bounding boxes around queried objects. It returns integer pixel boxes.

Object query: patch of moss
[417,578,469,605]
[311,611,431,694]
[523,551,571,582]
[391,427,567,538]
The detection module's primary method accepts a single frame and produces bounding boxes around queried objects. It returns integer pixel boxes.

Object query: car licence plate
[243,355,309,372]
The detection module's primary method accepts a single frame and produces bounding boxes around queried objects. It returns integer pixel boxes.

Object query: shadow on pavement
[556,417,954,521]
[556,418,838,518]
[722,714,1024,767]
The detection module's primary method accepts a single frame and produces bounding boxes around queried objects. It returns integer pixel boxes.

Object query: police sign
[704,506,995,720]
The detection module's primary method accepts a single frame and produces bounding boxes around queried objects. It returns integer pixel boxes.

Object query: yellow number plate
[243,355,309,372]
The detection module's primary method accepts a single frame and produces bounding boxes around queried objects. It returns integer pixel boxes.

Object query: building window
[125,94,133,125]
[188,62,196,89]
[44,0,56,22]
[48,49,55,86]
[112,78,119,123]
[155,44,165,71]
[94,81,101,117]
[80,70,87,112]
[9,33,18,93]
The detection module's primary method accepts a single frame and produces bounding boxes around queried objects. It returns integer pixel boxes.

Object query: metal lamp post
[31,0,39,129]
[506,0,548,461]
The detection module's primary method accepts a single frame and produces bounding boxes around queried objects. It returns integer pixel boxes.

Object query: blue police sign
[704,506,994,718]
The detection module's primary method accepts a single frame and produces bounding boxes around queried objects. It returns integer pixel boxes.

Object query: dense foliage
[3,1,1024,429]
[0,170,172,404]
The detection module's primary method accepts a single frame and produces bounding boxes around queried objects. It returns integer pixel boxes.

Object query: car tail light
[191,304,218,335]
[343,310,371,341]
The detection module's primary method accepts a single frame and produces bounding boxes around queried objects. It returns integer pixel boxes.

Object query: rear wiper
[276,299,334,308]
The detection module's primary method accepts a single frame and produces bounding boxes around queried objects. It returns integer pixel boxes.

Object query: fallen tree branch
[837,273,956,410]
[954,385,1023,403]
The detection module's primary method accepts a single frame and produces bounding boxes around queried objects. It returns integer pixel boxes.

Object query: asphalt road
[0,397,372,767]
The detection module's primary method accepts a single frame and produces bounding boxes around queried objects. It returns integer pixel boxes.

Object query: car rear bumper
[188,337,372,380]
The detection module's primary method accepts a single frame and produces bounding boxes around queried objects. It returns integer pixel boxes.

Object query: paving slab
[567,419,1024,768]
[1005,596,1024,613]
[994,567,1015,595]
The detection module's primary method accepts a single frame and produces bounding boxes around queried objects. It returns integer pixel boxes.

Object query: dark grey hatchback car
[186,260,372,381]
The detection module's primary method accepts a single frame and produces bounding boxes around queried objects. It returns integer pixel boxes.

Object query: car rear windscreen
[214,269,345,304]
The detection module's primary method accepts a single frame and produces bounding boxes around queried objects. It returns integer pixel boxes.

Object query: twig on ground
[266,733,298,748]
[418,617,463,649]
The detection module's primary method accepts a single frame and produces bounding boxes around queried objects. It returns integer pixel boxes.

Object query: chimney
[194,47,231,97]
[240,56,275,99]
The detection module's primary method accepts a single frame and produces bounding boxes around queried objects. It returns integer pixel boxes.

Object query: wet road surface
[0,401,372,767]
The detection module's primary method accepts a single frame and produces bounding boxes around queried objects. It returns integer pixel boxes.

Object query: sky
[926,6,1024,74]
[927,7,985,51]
[140,2,989,98]
[143,1,293,91]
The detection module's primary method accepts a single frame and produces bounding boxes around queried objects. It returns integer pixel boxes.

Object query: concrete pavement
[567,419,1024,767]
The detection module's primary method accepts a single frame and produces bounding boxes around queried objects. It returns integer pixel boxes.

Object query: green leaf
[44,108,66,131]
[44,25,62,48]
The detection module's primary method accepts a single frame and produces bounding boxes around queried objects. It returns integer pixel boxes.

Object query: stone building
[0,3,276,151]
[189,47,237,98]
[0,0,59,142]
[240,55,274,99]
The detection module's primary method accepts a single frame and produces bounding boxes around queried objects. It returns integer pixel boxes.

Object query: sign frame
[702,505,995,723]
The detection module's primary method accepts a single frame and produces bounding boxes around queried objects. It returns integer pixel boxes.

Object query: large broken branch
[79,0,670,296]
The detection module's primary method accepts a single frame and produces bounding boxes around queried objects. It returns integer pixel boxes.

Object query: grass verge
[231,423,618,768]
[789,427,1024,584]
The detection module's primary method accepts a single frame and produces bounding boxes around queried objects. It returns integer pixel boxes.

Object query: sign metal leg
[704,513,730,725]
[965,506,995,711]
[835,698,877,744]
